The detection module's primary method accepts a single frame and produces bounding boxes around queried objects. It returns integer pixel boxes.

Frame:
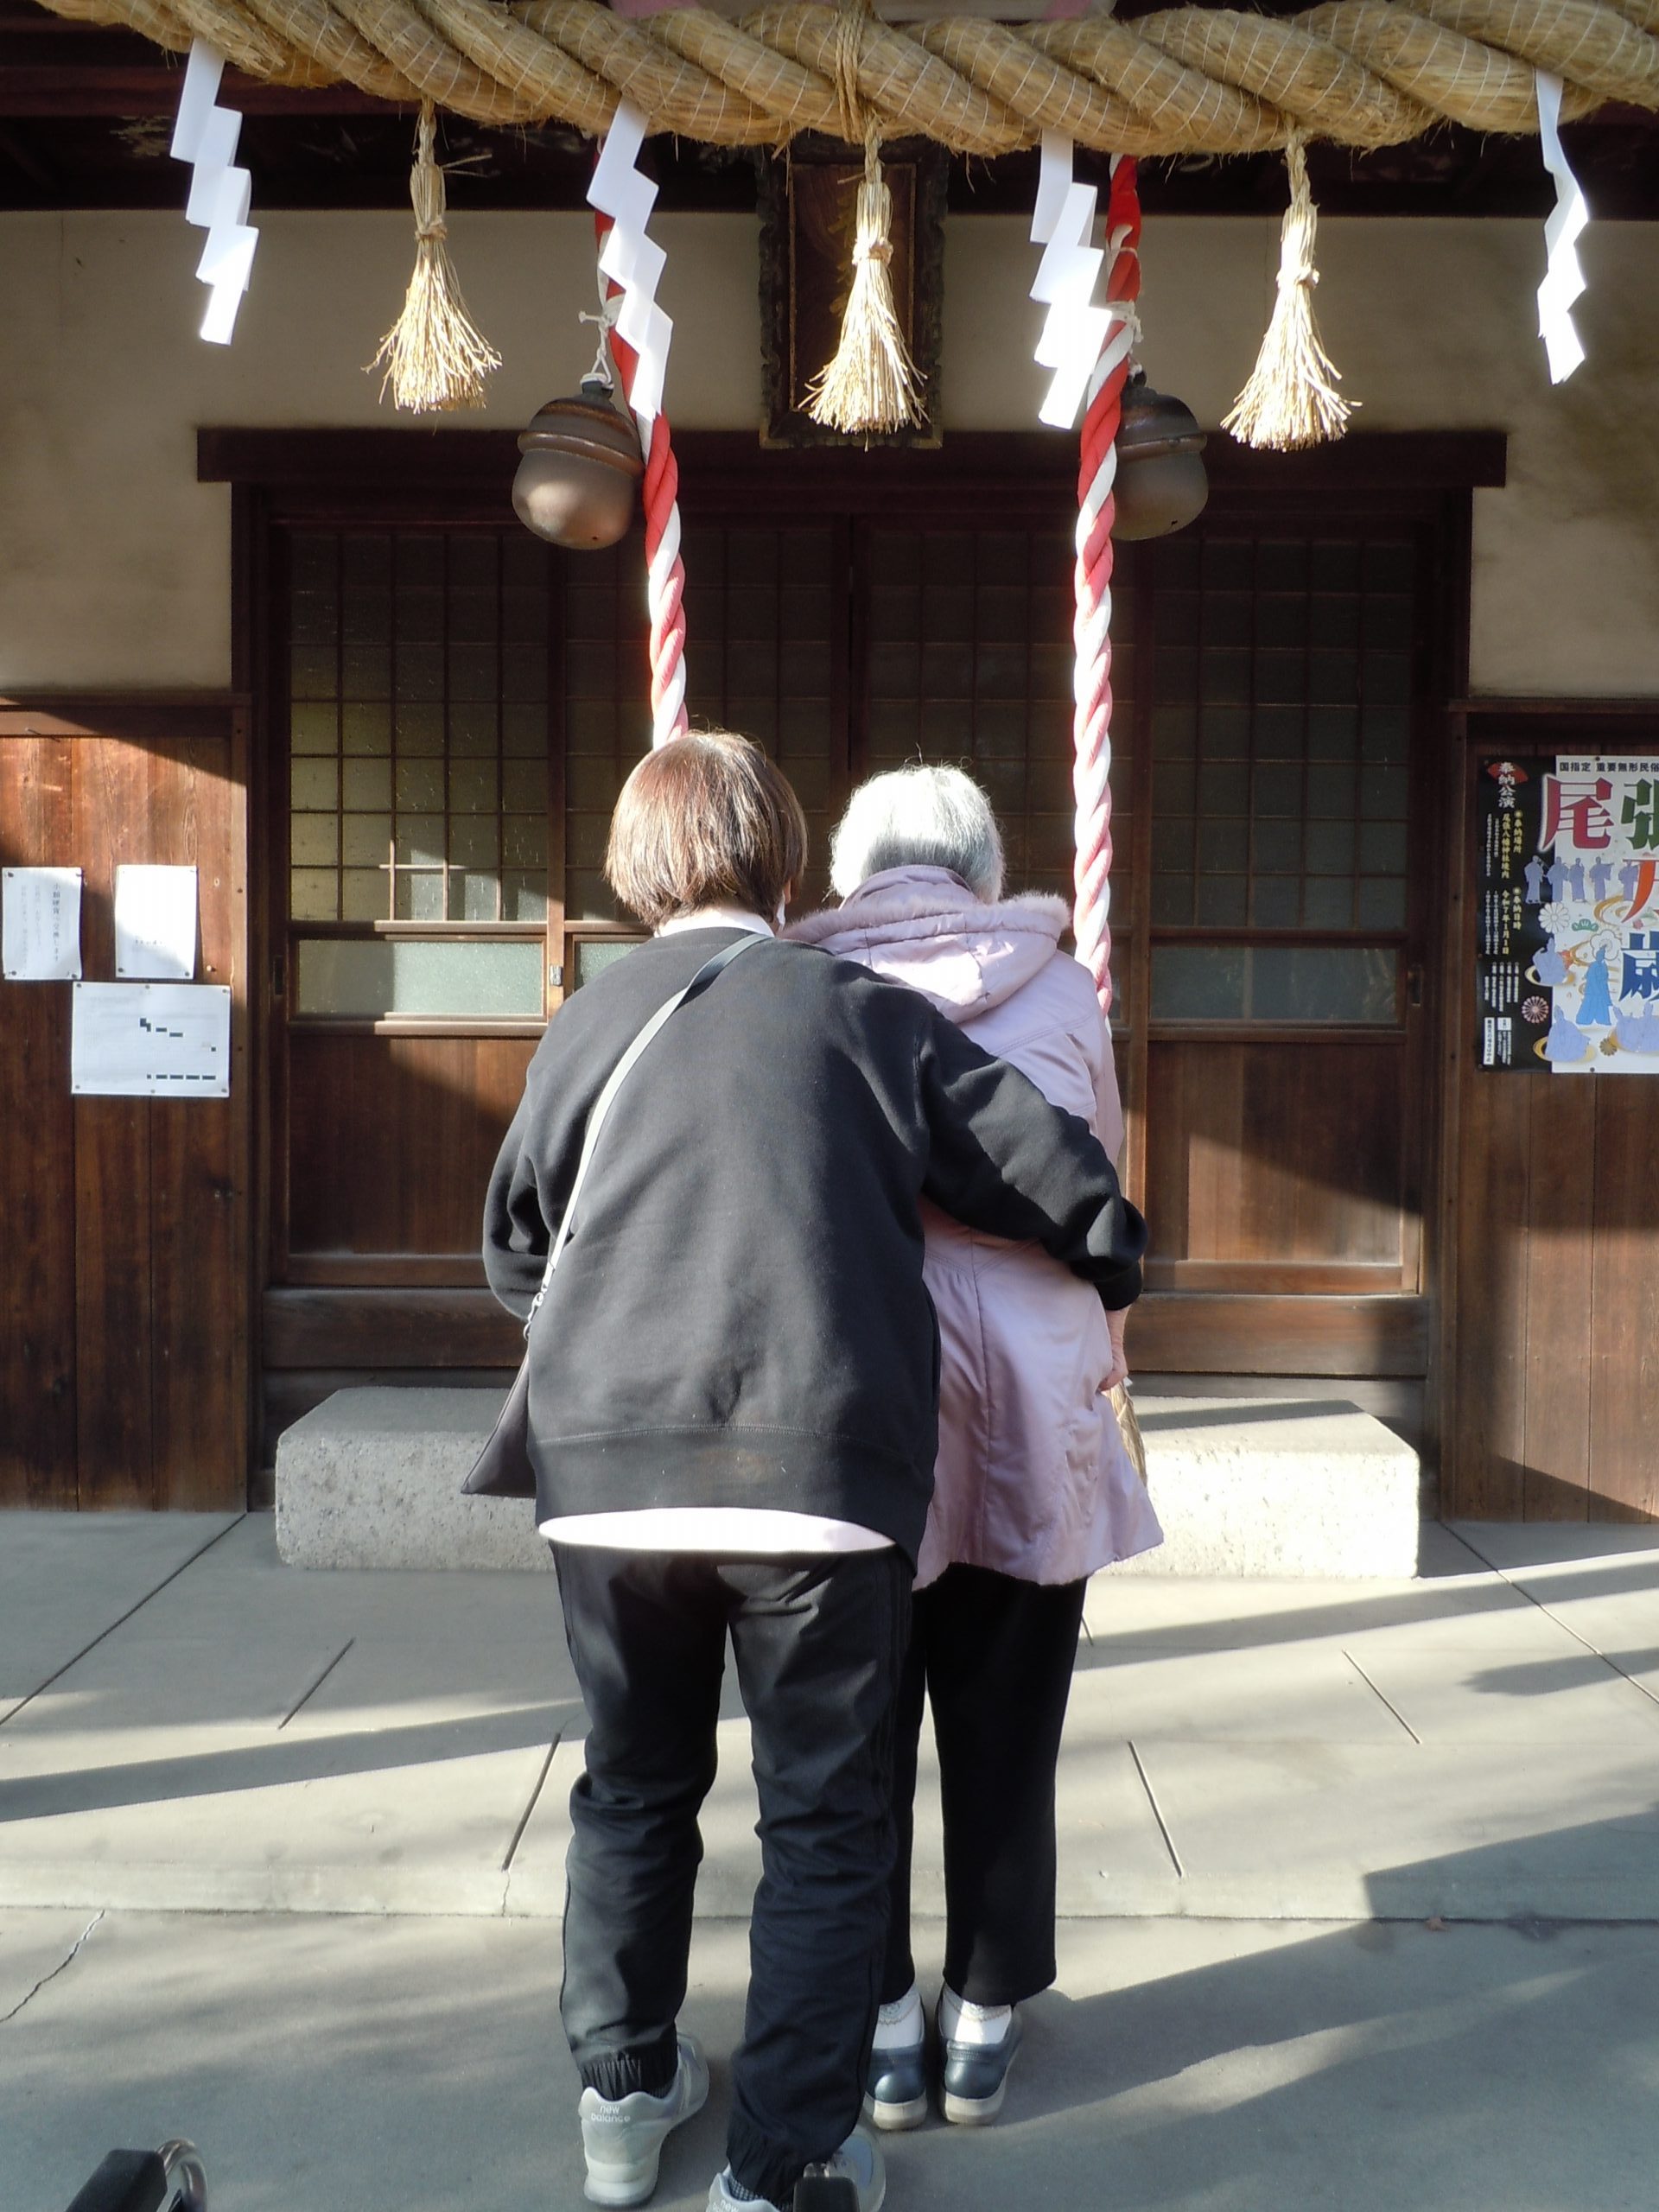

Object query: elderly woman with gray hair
[791,765,1162,2132]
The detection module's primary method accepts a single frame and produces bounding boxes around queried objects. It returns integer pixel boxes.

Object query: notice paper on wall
[71,981,231,1097]
[114,863,198,979]
[2,867,83,980]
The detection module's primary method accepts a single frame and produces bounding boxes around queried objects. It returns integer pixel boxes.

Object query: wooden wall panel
[1449,1072,1536,1518]
[0,736,79,1503]
[1,702,249,1510]
[68,734,153,1508]
[1445,721,1659,1522]
[1145,1039,1409,1281]
[148,723,247,1506]
[1587,1081,1659,1522]
[1129,1291,1428,1378]
[1521,1077,1596,1516]
[264,1287,520,1368]
[286,1033,535,1260]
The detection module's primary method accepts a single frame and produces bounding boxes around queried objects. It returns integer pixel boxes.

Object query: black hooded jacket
[483,927,1147,1565]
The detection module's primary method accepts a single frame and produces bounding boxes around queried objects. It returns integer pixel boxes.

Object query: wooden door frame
[216,428,1503,1468]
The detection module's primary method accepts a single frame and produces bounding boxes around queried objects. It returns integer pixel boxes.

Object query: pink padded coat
[791,866,1163,1589]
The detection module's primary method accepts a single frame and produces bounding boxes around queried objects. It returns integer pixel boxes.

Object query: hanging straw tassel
[806,129,925,436]
[1223,134,1354,451]
[368,102,501,412]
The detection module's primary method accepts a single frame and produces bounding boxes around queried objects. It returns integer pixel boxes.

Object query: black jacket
[483,928,1147,1564]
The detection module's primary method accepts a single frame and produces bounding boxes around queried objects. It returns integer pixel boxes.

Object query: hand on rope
[1071,156,1141,1016]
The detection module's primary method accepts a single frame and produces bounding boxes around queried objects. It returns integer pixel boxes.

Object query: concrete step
[276,1387,1422,1576]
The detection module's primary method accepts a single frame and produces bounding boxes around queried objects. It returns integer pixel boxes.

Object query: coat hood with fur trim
[787,866,1070,1021]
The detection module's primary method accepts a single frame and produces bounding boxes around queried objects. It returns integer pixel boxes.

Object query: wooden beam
[0,65,408,118]
[199,425,1509,495]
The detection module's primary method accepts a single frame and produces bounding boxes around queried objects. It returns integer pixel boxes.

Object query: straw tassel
[806,130,925,436]
[1223,134,1353,451]
[368,103,501,412]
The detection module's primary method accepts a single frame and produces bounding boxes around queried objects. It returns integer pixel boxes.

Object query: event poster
[1476,753,1659,1073]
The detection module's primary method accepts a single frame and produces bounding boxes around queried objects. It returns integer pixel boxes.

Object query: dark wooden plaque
[759,136,946,448]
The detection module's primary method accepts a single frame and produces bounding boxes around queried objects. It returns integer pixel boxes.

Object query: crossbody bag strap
[522,931,764,1338]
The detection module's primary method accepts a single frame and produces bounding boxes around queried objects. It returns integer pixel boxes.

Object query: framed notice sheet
[71,982,231,1097]
[1476,753,1659,1073]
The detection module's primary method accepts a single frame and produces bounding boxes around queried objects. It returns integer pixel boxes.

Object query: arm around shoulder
[917,1006,1147,1309]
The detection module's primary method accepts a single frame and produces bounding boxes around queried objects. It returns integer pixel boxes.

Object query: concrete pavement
[3,1510,1659,2209]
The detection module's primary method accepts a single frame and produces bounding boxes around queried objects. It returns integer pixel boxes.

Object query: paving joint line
[1127,1739,1185,1879]
[501,1734,562,1873]
[1342,1648,1421,1744]
[277,1639,355,1730]
[1446,1525,1659,1712]
[0,1516,247,1730]
[0,1910,105,2025]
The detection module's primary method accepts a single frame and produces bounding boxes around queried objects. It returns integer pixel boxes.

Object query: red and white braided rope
[593,211,690,748]
[1071,156,1141,1012]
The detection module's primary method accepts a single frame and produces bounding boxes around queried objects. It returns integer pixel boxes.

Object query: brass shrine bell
[1110,374,1209,541]
[512,380,644,550]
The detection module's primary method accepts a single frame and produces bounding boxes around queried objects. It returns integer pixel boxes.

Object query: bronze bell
[512,378,644,550]
[1111,373,1209,541]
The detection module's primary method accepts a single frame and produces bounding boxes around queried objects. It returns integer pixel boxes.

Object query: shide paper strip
[1028,134,1135,431]
[588,102,674,426]
[169,41,258,344]
[1535,70,1589,385]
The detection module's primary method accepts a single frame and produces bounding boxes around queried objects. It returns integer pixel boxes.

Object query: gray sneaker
[580,2033,710,2207]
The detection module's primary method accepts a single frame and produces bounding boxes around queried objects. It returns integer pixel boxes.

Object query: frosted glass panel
[574,938,645,988]
[296,938,543,1017]
[1152,945,1398,1025]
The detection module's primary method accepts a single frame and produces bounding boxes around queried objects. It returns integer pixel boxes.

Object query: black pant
[883,1563,1089,2010]
[552,1543,910,2209]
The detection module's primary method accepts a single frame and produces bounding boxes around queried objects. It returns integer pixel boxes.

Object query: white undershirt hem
[538,1507,893,1554]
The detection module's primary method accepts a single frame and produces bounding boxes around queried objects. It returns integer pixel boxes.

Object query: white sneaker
[581,2033,710,2207]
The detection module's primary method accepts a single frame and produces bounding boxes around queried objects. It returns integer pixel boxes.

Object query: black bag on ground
[463,934,760,1501]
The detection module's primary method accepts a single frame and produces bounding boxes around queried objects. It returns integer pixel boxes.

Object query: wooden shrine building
[2,1,1657,1527]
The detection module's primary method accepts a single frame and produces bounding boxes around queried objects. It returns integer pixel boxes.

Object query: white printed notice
[113,863,198,980]
[71,982,231,1097]
[3,867,83,979]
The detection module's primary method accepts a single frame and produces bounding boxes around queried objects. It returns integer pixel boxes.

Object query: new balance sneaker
[938,1999,1023,2126]
[863,1984,929,2131]
[705,2130,886,2212]
[580,2033,710,2207]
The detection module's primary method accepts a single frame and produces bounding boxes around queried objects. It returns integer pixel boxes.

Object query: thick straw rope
[32,0,1659,147]
[1072,154,1138,1016]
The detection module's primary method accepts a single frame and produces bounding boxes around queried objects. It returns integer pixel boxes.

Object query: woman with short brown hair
[485,729,1146,2212]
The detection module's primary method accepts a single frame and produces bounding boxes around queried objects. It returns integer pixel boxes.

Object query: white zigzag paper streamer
[588,101,674,426]
[1535,71,1589,385]
[1029,135,1136,429]
[169,41,258,346]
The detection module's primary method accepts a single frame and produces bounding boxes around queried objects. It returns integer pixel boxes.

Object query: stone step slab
[276,1387,1422,1577]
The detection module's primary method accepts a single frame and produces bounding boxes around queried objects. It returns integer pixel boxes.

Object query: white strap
[523,934,762,1338]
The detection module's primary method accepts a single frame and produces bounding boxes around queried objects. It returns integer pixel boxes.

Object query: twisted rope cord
[594,211,690,748]
[1072,155,1139,1016]
[34,0,1659,147]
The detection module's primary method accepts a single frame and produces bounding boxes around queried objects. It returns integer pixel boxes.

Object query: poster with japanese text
[1476,753,1659,1072]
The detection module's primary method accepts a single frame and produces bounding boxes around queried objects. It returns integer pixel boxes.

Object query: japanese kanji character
[1542,772,1615,851]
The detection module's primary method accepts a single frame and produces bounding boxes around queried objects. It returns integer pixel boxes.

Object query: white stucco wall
[1,207,1655,693]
